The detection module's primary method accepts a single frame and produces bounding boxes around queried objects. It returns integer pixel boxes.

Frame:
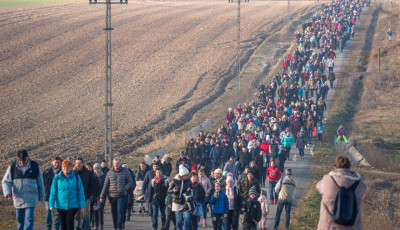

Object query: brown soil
[0,1,315,172]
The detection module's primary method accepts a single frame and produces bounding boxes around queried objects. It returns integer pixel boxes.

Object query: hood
[329,169,360,181]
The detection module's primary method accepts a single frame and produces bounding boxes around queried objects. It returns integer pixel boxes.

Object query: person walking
[224,176,243,230]
[209,182,229,230]
[43,157,62,230]
[92,163,106,230]
[243,187,261,230]
[296,132,306,160]
[190,171,206,230]
[316,156,366,229]
[74,158,97,230]
[143,164,159,217]
[149,168,168,230]
[274,168,296,230]
[281,131,294,161]
[100,157,133,230]
[336,124,349,144]
[168,165,192,230]
[258,192,269,230]
[198,169,212,227]
[49,160,85,230]
[2,149,45,230]
[266,161,281,204]
[388,28,392,41]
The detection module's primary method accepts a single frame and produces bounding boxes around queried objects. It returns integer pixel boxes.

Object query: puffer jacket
[274,175,296,203]
[100,167,133,199]
[199,175,212,197]
[209,191,229,214]
[49,171,85,211]
[281,135,294,148]
[316,169,366,230]
[2,160,45,209]
[239,178,261,201]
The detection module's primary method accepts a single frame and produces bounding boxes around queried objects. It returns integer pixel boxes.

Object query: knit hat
[93,163,101,169]
[223,171,228,177]
[179,165,189,176]
[285,168,292,175]
[249,186,257,195]
[215,182,222,188]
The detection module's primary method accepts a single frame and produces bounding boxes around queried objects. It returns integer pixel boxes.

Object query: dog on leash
[307,144,315,156]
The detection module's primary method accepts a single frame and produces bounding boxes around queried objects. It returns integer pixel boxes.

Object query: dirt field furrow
[0,1,314,170]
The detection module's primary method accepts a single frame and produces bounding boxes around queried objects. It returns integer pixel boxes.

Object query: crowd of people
[2,1,368,230]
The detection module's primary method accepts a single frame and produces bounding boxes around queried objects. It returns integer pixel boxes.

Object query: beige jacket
[316,169,366,230]
[274,175,296,203]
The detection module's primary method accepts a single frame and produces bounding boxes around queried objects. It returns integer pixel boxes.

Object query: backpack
[55,173,80,204]
[326,176,360,226]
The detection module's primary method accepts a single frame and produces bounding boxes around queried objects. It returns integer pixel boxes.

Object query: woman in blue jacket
[49,160,85,230]
[209,182,228,230]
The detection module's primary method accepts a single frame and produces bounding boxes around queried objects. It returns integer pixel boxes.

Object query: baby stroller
[134,181,147,215]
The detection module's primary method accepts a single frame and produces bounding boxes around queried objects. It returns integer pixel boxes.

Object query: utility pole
[287,0,291,34]
[89,0,127,164]
[237,0,241,95]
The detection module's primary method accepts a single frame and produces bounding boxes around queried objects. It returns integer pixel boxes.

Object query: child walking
[243,187,261,230]
[317,122,324,141]
[258,192,269,230]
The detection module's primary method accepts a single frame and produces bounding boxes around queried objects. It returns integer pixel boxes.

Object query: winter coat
[210,146,222,164]
[192,182,206,203]
[238,150,251,170]
[281,134,294,148]
[306,118,315,130]
[175,157,190,173]
[269,143,279,161]
[199,175,212,197]
[249,147,259,162]
[43,166,61,201]
[337,127,347,136]
[167,178,192,205]
[243,198,262,224]
[162,162,172,177]
[2,160,45,209]
[209,191,229,214]
[258,196,269,228]
[225,186,243,216]
[136,164,150,181]
[92,172,106,202]
[296,136,306,149]
[189,147,200,166]
[149,177,168,206]
[316,169,366,230]
[317,125,325,134]
[142,169,156,202]
[275,175,296,203]
[74,167,97,200]
[100,167,133,199]
[239,178,261,201]
[267,166,281,181]
[49,171,85,211]
[223,162,235,175]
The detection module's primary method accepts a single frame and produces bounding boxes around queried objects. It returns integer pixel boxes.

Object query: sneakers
[203,220,207,227]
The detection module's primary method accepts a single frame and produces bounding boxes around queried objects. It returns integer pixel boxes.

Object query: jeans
[269,181,278,201]
[201,199,208,221]
[165,210,176,230]
[75,199,91,230]
[110,196,127,229]
[16,207,35,230]
[175,210,191,230]
[298,148,304,157]
[45,201,60,230]
[307,129,313,142]
[245,222,257,230]
[152,205,166,229]
[57,208,78,230]
[212,214,224,230]
[274,200,292,230]
[224,210,239,230]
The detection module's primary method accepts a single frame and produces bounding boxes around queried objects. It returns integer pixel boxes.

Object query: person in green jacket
[49,159,85,230]
[281,131,294,161]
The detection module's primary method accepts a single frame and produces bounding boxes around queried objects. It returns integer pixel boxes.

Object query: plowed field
[0,1,314,168]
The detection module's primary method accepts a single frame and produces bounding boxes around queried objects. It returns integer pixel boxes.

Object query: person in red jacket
[267,161,281,204]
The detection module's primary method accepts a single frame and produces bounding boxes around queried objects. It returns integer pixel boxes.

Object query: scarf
[154,176,163,184]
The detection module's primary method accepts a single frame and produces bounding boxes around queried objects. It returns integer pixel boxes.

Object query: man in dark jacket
[101,160,110,175]
[136,162,150,182]
[43,156,62,230]
[100,157,133,230]
[238,146,250,174]
[176,151,190,173]
[122,164,136,223]
[74,157,98,230]
[238,171,261,201]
